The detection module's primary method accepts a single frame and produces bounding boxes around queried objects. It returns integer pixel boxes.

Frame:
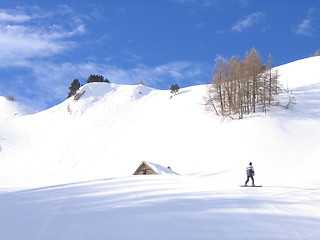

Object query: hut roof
[133,161,179,175]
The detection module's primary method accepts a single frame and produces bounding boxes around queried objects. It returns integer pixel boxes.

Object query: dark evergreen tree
[67,79,81,98]
[86,74,110,83]
[170,84,180,95]
[6,95,15,101]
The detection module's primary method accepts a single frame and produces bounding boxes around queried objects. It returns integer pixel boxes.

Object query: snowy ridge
[275,56,320,88]
[0,96,35,121]
[65,82,154,115]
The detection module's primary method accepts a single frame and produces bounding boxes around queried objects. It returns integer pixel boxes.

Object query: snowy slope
[275,56,320,88]
[0,96,35,121]
[0,57,320,188]
[0,57,319,239]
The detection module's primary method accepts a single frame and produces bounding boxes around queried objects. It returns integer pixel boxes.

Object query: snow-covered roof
[134,161,179,175]
[145,161,179,175]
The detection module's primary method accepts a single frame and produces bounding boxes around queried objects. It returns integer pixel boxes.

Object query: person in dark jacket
[245,162,255,186]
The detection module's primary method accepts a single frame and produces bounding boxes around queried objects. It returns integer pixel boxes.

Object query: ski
[240,185,262,187]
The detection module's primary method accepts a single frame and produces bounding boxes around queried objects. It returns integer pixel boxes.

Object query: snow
[0,96,35,121]
[275,56,320,88]
[144,161,179,175]
[0,176,319,240]
[0,57,320,239]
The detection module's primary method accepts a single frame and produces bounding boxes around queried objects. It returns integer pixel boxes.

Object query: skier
[245,162,255,186]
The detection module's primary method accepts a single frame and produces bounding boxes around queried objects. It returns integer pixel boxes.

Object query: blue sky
[0,0,319,110]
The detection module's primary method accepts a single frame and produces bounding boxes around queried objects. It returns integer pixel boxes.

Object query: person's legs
[251,176,255,186]
[245,176,250,185]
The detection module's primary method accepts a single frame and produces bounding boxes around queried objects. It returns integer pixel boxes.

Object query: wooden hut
[133,161,178,175]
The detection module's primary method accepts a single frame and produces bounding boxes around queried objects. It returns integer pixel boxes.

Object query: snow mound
[74,82,154,101]
[0,96,35,121]
[276,56,320,88]
[65,82,154,115]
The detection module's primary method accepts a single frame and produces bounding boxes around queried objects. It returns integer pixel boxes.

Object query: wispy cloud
[172,0,219,7]
[10,60,209,110]
[0,9,32,22]
[172,0,249,7]
[195,22,205,28]
[0,6,86,66]
[34,61,208,91]
[231,12,265,32]
[0,25,73,65]
[0,5,210,110]
[233,0,249,7]
[293,7,316,36]
[294,19,314,36]
[122,50,142,63]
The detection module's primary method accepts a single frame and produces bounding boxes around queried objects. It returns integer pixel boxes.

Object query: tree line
[205,48,280,119]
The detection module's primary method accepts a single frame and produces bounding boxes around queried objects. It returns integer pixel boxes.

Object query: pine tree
[170,84,180,95]
[86,74,110,83]
[6,95,15,101]
[67,79,81,98]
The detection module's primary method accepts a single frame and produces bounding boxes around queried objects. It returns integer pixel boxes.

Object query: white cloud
[0,10,32,22]
[110,61,209,87]
[34,61,208,89]
[293,8,316,36]
[0,6,86,66]
[172,0,249,7]
[13,60,209,110]
[233,0,249,7]
[196,22,205,28]
[0,5,210,110]
[172,0,219,7]
[0,25,73,65]
[122,50,142,63]
[231,12,265,32]
[173,0,197,3]
[294,19,314,36]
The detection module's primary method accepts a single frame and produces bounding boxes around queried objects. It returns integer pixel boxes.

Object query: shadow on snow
[0,176,319,240]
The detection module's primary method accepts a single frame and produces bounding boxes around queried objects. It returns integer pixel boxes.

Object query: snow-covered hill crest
[65,83,154,116]
[275,56,320,88]
[0,96,35,121]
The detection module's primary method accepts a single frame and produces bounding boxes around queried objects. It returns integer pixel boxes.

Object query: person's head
[249,162,252,166]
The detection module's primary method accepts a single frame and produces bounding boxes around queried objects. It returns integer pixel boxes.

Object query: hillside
[0,57,319,240]
[0,57,320,188]
[0,96,35,121]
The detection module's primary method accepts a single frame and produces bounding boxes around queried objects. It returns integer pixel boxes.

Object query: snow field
[0,174,319,240]
[0,56,320,239]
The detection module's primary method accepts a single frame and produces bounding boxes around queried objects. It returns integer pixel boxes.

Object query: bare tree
[206,49,280,119]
